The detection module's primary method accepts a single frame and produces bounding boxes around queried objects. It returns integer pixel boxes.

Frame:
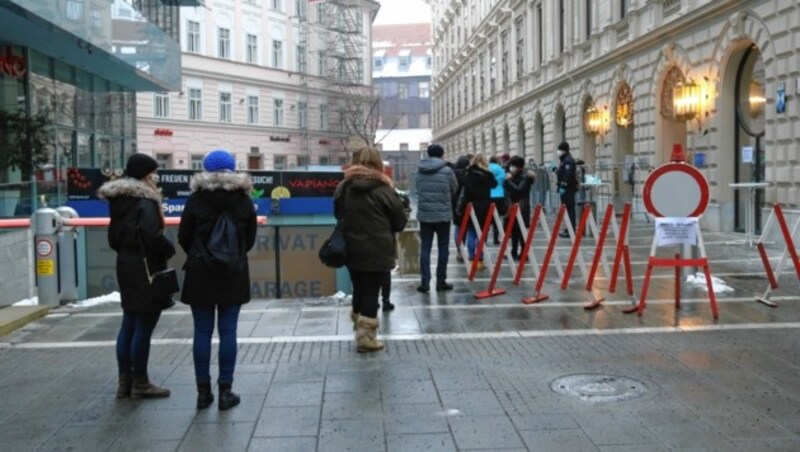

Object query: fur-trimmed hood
[343,165,393,193]
[190,171,253,193]
[97,178,162,202]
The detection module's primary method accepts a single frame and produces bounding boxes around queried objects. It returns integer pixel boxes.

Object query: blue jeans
[467,228,478,260]
[420,221,451,285]
[191,304,241,384]
[117,310,161,377]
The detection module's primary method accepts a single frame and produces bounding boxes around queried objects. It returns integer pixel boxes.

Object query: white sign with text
[655,217,698,246]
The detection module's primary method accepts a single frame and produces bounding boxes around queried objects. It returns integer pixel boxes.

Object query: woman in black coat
[334,148,407,353]
[456,153,497,267]
[97,153,175,400]
[178,150,257,411]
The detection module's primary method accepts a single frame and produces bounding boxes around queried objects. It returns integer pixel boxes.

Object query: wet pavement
[2,218,800,451]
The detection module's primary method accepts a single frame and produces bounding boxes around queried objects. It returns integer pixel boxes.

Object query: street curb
[0,306,49,337]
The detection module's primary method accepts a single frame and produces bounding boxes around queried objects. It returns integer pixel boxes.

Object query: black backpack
[197,211,243,276]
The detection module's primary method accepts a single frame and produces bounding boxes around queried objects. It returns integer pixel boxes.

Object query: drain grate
[551,374,648,403]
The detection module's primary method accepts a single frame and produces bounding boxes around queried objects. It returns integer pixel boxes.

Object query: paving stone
[448,415,525,450]
[322,391,382,420]
[253,406,320,437]
[438,389,505,416]
[178,421,255,452]
[382,404,449,435]
[386,433,456,452]
[510,413,580,431]
[733,439,800,452]
[318,418,384,452]
[248,436,317,452]
[264,381,323,406]
[518,428,600,451]
[109,438,181,452]
[382,378,439,405]
[37,424,120,451]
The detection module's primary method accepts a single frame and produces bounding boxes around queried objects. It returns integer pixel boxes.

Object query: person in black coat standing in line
[178,150,257,410]
[456,153,497,269]
[98,153,175,400]
[556,141,578,238]
[503,156,536,261]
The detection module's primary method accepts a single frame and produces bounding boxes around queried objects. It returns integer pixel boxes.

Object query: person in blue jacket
[488,156,507,245]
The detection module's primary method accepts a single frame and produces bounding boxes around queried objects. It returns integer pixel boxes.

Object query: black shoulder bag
[318,186,347,268]
[137,228,179,305]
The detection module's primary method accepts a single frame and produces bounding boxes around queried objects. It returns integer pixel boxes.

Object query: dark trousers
[561,190,577,232]
[191,304,242,384]
[419,221,451,285]
[490,198,505,242]
[117,310,161,377]
[349,269,386,318]
[380,271,391,303]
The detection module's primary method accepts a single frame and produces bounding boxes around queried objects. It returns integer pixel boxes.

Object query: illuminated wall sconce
[673,79,701,121]
[749,80,766,118]
[585,106,607,135]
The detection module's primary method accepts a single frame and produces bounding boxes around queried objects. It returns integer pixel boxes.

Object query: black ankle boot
[218,382,240,411]
[196,381,213,410]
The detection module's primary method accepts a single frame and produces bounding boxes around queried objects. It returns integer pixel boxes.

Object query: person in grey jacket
[415,144,458,292]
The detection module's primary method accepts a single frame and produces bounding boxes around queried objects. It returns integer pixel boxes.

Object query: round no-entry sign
[643,162,710,218]
[36,239,54,257]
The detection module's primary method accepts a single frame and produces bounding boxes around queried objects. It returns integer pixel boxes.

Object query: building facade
[137,0,380,171]
[0,0,192,216]
[429,0,799,232]
[372,23,432,191]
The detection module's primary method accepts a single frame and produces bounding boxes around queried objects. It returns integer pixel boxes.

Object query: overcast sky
[373,0,431,25]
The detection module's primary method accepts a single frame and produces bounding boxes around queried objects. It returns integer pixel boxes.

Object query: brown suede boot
[350,311,358,331]
[131,376,170,399]
[116,374,132,399]
[356,315,384,353]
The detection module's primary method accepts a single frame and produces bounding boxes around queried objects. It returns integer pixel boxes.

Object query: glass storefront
[0,46,136,215]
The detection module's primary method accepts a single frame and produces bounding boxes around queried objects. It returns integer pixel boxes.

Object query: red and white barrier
[521,204,571,304]
[0,216,268,229]
[583,203,635,312]
[755,204,800,307]
[475,203,519,299]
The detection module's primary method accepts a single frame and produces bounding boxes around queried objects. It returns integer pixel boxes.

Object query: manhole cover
[551,374,647,402]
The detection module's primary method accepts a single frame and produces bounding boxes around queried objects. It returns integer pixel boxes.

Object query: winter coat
[456,165,498,233]
[503,172,535,226]
[415,157,458,223]
[489,162,506,199]
[451,156,470,224]
[98,178,176,313]
[178,172,257,306]
[333,165,407,272]
[557,153,579,192]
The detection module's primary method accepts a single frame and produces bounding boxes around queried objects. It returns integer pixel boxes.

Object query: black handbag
[138,228,179,304]
[318,221,347,268]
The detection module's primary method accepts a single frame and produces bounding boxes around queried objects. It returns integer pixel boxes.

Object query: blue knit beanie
[203,149,236,172]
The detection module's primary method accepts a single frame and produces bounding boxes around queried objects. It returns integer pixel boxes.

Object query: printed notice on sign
[655,217,698,246]
[37,259,54,276]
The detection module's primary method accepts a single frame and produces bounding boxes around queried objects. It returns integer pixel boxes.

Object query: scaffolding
[305,0,377,159]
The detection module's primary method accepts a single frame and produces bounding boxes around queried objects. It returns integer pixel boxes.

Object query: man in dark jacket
[178,149,258,411]
[556,141,578,238]
[415,144,458,293]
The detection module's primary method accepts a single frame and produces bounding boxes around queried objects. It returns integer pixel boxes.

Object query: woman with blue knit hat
[178,149,257,410]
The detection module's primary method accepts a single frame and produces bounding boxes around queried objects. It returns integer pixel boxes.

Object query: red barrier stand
[755,204,800,307]
[513,204,545,285]
[469,203,496,281]
[475,204,519,299]
[521,204,568,304]
[561,203,592,290]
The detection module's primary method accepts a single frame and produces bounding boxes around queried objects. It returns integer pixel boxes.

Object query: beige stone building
[428,0,799,232]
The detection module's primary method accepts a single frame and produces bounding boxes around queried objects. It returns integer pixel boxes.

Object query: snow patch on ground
[12,292,121,308]
[685,273,735,293]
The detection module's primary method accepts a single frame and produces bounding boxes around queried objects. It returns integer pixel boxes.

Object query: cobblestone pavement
[2,222,800,451]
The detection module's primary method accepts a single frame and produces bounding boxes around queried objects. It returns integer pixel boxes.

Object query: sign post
[32,208,62,307]
[638,148,718,318]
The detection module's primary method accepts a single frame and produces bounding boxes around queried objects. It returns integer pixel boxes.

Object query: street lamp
[673,79,701,121]
[749,80,765,118]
